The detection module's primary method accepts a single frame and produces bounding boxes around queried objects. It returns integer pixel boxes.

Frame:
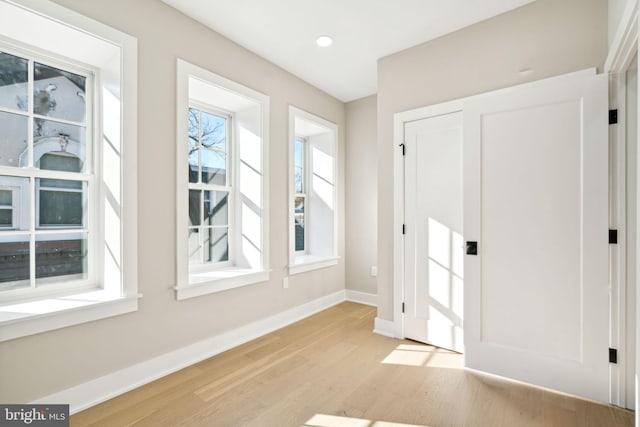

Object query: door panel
[404,112,464,352]
[464,69,609,402]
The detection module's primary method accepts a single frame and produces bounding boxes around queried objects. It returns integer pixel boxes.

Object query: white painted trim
[175,270,270,300]
[606,0,639,74]
[373,316,396,338]
[288,256,340,275]
[35,290,347,414]
[0,295,139,342]
[345,289,376,307]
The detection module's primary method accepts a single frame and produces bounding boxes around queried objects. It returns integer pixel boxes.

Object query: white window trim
[175,59,270,300]
[0,0,139,342]
[288,106,339,275]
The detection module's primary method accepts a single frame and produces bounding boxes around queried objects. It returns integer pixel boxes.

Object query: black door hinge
[399,143,406,156]
[402,224,406,235]
[402,302,405,313]
[609,348,618,364]
[609,229,618,244]
[609,109,618,125]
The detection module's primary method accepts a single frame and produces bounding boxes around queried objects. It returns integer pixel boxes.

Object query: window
[0,0,138,342]
[188,107,231,265]
[294,137,306,252]
[176,59,269,300]
[288,107,339,275]
[0,48,92,294]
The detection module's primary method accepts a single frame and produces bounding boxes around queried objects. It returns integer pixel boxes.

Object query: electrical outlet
[370,266,377,277]
[283,277,289,289]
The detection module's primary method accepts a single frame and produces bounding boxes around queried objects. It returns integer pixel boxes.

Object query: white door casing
[463,69,609,402]
[403,112,464,352]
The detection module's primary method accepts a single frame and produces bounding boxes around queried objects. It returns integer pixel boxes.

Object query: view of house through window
[0,48,91,292]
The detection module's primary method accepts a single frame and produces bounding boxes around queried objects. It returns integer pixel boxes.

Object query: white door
[463,69,609,402]
[404,112,464,352]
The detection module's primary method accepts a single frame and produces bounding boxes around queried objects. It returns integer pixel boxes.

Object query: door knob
[466,241,478,255]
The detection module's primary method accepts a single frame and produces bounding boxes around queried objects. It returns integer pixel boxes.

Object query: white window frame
[176,59,270,300]
[0,0,139,342]
[288,106,339,275]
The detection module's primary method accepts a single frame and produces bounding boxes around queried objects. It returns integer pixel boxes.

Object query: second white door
[404,112,464,352]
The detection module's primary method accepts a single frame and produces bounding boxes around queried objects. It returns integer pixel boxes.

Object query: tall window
[188,107,231,265]
[288,106,338,275]
[176,59,269,300]
[294,137,306,252]
[0,48,92,294]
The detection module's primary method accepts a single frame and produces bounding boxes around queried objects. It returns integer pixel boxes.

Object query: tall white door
[463,69,609,402]
[404,112,464,352]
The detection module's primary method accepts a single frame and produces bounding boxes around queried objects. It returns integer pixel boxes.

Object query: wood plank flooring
[71,302,634,427]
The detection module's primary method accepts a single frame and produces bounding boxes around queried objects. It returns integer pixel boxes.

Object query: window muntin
[0,46,93,296]
[294,137,306,252]
[187,106,231,266]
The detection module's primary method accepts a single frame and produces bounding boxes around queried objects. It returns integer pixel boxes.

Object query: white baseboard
[35,290,347,414]
[373,316,396,338]
[345,289,377,307]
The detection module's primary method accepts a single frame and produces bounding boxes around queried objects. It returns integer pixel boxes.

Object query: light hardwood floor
[72,302,634,427]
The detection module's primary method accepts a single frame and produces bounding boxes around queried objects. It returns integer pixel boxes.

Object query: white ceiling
[162,0,535,102]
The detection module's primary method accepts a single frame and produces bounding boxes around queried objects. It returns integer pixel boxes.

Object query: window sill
[176,268,270,300]
[288,255,340,275]
[0,290,140,342]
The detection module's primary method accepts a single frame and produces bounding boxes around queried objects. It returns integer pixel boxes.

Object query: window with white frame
[188,106,231,265]
[294,136,306,253]
[176,59,269,300]
[0,0,138,342]
[0,47,93,294]
[289,107,338,275]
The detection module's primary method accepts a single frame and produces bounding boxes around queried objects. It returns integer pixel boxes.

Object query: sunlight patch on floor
[303,413,431,427]
[381,344,463,369]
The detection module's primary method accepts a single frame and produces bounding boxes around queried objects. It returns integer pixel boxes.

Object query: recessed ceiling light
[316,35,333,47]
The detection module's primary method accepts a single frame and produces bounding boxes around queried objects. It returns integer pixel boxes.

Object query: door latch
[466,241,478,256]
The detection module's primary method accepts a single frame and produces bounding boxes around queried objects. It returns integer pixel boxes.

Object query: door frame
[605,0,638,411]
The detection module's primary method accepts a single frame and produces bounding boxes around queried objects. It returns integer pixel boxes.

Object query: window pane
[37,179,85,227]
[188,108,199,183]
[295,196,305,251]
[0,238,30,291]
[204,191,228,226]
[39,152,81,172]
[34,119,86,170]
[204,227,228,263]
[0,189,11,206]
[189,189,201,226]
[188,228,200,263]
[295,138,304,193]
[201,111,227,185]
[0,51,28,112]
[0,209,12,226]
[0,111,28,168]
[35,233,87,285]
[34,62,86,123]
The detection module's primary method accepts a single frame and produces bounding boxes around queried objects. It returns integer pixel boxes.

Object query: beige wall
[0,0,345,402]
[376,0,608,320]
[345,95,377,295]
